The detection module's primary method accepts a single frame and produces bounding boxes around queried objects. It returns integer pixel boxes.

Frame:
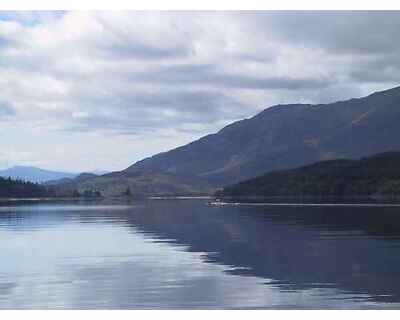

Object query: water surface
[1,199,400,309]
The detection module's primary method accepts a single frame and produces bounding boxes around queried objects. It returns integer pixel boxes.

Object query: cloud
[242,11,400,89]
[0,11,399,170]
[57,89,248,136]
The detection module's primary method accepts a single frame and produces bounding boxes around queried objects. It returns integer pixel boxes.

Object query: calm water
[1,199,400,309]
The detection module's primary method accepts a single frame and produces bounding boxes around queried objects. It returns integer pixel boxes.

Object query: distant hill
[0,166,77,183]
[68,85,400,196]
[55,170,213,198]
[218,151,400,198]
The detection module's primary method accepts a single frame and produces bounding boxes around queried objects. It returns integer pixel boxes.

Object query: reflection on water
[1,200,400,309]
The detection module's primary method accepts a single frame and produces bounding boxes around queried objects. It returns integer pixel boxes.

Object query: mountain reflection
[94,200,400,303]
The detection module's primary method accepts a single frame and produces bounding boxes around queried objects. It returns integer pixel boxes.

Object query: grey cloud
[239,11,400,87]
[127,63,334,90]
[235,52,276,64]
[247,11,400,56]
[350,68,400,84]
[348,53,400,84]
[96,41,191,60]
[64,90,248,135]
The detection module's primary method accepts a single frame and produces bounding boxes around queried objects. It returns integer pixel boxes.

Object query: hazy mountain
[218,151,400,198]
[69,85,400,196]
[0,166,77,184]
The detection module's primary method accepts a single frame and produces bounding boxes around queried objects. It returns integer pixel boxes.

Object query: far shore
[0,195,213,202]
[213,195,400,205]
[3,194,400,206]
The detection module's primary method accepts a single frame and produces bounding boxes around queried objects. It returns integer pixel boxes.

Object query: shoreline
[211,195,400,207]
[217,195,400,201]
[149,196,213,200]
[208,201,400,207]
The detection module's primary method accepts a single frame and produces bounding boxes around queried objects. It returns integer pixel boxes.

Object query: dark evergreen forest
[219,151,400,198]
[0,177,54,198]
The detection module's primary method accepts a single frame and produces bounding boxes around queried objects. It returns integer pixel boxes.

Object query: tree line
[0,176,54,198]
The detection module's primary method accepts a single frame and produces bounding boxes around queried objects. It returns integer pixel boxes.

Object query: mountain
[69,85,400,196]
[0,166,77,184]
[125,86,400,186]
[218,151,400,198]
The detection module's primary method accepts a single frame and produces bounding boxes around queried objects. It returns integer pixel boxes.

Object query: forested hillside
[218,151,400,198]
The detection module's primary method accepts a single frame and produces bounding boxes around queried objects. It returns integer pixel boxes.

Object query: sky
[0,11,399,172]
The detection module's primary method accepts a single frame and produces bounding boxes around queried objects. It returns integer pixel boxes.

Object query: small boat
[207,198,222,206]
